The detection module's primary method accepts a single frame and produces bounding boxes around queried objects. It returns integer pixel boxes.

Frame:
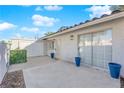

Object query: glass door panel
[79,34,92,65]
[92,30,112,68]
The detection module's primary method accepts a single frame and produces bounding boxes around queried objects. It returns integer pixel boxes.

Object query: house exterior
[34,11,124,76]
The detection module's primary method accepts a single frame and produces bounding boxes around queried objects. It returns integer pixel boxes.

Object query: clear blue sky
[0,5,111,40]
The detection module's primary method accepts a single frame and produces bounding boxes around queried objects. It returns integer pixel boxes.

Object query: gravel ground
[0,70,26,88]
[120,76,124,88]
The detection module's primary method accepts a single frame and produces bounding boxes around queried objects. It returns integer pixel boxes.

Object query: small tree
[44,32,55,36]
[58,26,68,31]
[110,5,124,11]
[0,40,6,43]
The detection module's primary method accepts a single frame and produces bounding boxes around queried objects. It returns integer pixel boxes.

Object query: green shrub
[10,49,27,65]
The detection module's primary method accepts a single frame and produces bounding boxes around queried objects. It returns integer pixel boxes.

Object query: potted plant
[108,62,121,79]
[50,52,55,59]
[75,57,81,67]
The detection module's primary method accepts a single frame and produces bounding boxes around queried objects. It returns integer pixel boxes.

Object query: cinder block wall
[0,43,8,84]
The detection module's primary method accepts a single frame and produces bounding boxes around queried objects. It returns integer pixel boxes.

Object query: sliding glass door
[79,29,112,69]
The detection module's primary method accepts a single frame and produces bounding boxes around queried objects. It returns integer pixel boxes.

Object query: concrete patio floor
[9,56,120,88]
[9,56,52,72]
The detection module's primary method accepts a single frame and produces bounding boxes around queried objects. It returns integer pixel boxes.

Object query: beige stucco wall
[47,21,113,62]
[10,39,35,50]
[112,18,124,77]
[46,17,124,76]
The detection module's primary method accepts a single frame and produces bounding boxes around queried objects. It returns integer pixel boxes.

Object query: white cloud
[20,27,40,32]
[44,5,63,11]
[0,22,16,31]
[86,5,112,19]
[32,14,59,27]
[35,6,43,11]
[14,33,22,38]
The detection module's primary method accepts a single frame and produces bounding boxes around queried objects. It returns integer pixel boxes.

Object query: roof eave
[41,11,124,40]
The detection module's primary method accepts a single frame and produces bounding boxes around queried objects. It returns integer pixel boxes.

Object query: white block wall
[0,43,8,84]
[25,40,45,57]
